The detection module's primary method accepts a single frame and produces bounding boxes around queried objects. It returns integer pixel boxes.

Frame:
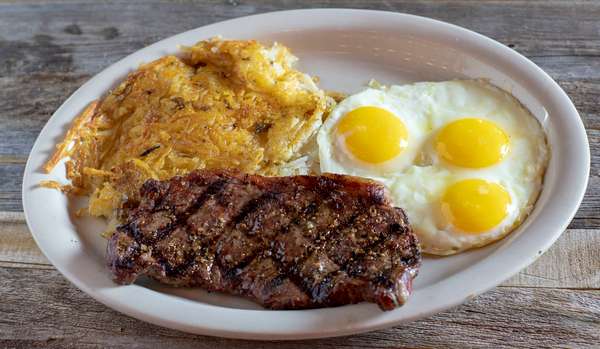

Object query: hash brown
[45,38,333,219]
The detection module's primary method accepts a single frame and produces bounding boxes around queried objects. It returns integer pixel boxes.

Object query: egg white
[318,80,549,255]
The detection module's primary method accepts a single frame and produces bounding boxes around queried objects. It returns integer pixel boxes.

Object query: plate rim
[22,8,590,340]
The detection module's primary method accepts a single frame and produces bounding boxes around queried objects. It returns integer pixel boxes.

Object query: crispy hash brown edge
[43,101,99,174]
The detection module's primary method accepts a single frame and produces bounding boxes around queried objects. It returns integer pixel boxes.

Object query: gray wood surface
[0,1,599,348]
[2,267,599,349]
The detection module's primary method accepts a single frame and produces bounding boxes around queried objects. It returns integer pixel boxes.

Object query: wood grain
[503,229,600,288]
[0,212,50,268]
[0,74,90,157]
[0,164,25,212]
[1,1,599,347]
[0,267,598,349]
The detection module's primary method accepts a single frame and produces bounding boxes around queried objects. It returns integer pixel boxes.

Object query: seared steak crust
[107,170,420,310]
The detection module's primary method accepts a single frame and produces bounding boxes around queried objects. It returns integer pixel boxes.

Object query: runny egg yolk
[441,179,512,234]
[435,118,509,168]
[336,106,408,164]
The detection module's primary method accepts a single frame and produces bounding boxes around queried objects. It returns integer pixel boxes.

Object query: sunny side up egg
[317,88,429,177]
[317,80,549,255]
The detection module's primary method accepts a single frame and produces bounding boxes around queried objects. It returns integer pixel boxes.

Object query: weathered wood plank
[0,267,598,348]
[1,1,599,144]
[0,212,49,267]
[1,1,600,79]
[0,164,24,212]
[503,229,600,288]
[0,74,90,157]
[561,80,600,132]
[2,211,598,289]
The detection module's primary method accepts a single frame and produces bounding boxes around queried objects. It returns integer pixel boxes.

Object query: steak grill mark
[107,169,421,310]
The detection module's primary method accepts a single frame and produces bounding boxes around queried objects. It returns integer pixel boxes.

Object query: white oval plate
[23,9,589,340]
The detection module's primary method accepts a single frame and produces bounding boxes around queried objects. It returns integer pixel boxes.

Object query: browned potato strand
[45,38,333,219]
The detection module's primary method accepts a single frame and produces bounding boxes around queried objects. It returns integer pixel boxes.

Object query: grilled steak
[107,169,420,310]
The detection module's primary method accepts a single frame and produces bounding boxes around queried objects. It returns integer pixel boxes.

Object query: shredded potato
[44,38,334,219]
[43,101,98,174]
[39,180,81,194]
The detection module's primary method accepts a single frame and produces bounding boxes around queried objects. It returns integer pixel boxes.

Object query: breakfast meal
[44,37,549,310]
[107,169,420,310]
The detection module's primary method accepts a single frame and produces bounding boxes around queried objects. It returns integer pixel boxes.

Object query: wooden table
[1,1,599,347]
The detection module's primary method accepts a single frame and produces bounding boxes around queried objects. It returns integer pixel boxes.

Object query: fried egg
[318,80,549,255]
[317,88,429,177]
